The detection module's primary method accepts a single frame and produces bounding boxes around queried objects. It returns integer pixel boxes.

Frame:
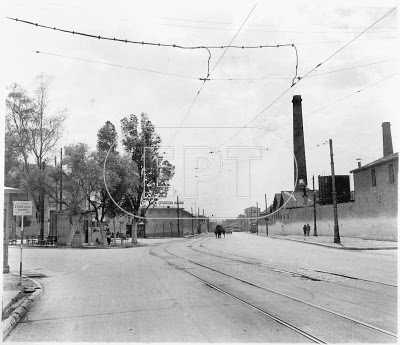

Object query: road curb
[2,276,43,341]
[270,236,397,250]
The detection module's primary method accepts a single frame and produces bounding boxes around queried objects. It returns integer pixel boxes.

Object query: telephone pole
[256,202,259,235]
[329,139,340,243]
[39,161,45,242]
[176,195,180,237]
[312,175,318,236]
[59,148,63,211]
[55,156,58,213]
[264,194,269,236]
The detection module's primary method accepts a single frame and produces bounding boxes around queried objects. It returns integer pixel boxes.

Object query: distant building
[244,206,260,232]
[145,207,207,237]
[350,152,398,216]
[318,175,351,205]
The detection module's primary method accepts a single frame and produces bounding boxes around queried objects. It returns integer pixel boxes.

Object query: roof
[4,187,24,194]
[281,190,313,209]
[350,152,398,173]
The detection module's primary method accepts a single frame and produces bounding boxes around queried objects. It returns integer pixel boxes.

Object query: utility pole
[176,195,180,237]
[312,175,318,236]
[55,156,58,214]
[59,148,63,211]
[39,161,45,242]
[264,194,268,236]
[256,202,259,235]
[203,209,205,233]
[329,139,340,243]
[191,207,194,235]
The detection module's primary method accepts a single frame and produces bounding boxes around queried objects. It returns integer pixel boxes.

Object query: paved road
[5,233,397,342]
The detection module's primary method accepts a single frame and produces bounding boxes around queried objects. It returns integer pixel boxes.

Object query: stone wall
[261,202,397,241]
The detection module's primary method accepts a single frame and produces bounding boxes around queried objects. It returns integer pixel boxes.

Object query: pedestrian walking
[216,225,222,238]
[222,227,226,238]
[306,223,311,236]
[214,228,218,238]
[106,229,111,245]
[303,224,307,237]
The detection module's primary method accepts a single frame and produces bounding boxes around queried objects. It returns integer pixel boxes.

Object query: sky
[1,0,398,219]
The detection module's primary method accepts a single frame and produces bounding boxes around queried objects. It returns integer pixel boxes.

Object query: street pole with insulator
[312,175,318,236]
[329,139,340,243]
[264,194,268,236]
[256,202,259,235]
[39,161,45,242]
[60,148,63,211]
[176,195,180,237]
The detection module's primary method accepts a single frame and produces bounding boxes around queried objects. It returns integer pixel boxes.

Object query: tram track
[193,236,397,288]
[149,236,398,343]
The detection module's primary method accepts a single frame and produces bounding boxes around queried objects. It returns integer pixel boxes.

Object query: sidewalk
[2,273,42,340]
[269,234,398,250]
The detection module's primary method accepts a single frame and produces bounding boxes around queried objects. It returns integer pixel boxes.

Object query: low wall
[145,218,209,237]
[261,202,397,241]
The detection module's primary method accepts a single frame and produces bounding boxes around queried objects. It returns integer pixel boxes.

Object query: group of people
[214,225,226,238]
[303,223,311,237]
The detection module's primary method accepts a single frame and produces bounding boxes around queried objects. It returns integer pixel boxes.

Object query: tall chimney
[292,95,308,190]
[382,122,393,157]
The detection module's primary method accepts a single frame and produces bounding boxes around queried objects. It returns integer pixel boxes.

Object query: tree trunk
[66,215,80,246]
[132,217,138,244]
[112,217,117,246]
[99,222,106,247]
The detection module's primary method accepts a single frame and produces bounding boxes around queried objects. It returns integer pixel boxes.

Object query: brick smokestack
[292,95,308,190]
[382,122,393,157]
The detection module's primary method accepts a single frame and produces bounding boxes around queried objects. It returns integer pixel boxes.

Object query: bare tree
[5,74,67,233]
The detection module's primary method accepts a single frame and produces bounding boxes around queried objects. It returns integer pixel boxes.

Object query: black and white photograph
[1,0,398,343]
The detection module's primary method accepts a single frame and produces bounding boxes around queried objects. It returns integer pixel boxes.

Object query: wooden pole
[264,194,268,236]
[60,148,63,211]
[176,195,180,237]
[313,175,318,236]
[329,139,340,243]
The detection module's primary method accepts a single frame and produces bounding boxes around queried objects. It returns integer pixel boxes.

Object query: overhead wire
[208,58,397,81]
[292,7,397,85]
[234,72,398,146]
[166,3,258,147]
[34,50,199,80]
[213,6,396,151]
[6,16,298,82]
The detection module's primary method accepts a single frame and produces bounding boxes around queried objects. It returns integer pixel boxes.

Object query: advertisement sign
[13,201,33,216]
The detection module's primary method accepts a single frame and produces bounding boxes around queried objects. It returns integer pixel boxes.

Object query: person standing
[306,223,311,237]
[303,224,307,238]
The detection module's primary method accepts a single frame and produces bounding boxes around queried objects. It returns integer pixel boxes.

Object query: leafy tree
[97,121,118,152]
[61,143,97,246]
[121,113,175,244]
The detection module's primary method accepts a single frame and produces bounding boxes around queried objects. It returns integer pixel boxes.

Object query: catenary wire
[166,3,258,147]
[208,58,396,81]
[292,7,396,85]
[214,7,396,150]
[229,72,398,147]
[6,16,298,81]
[34,50,199,80]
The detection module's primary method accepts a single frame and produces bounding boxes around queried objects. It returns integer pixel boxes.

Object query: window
[371,168,376,187]
[389,164,395,184]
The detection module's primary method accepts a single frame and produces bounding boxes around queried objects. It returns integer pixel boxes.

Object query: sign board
[158,200,184,206]
[13,201,33,216]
